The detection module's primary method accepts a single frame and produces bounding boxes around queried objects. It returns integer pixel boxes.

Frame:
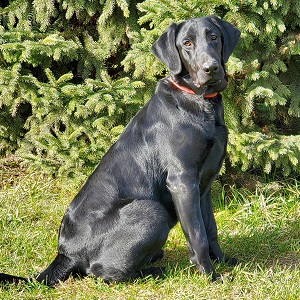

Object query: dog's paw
[139,267,165,279]
[224,256,238,266]
[211,272,221,282]
[149,249,164,263]
[211,255,238,266]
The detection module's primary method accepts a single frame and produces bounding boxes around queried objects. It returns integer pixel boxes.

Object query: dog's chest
[178,97,225,137]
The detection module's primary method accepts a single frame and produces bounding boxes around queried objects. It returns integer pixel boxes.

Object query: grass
[0,158,300,299]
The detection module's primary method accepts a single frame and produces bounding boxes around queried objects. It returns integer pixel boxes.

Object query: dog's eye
[184,40,192,47]
[211,35,218,41]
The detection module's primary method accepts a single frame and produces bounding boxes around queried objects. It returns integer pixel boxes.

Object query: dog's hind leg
[148,249,164,263]
[35,253,79,286]
[89,199,170,283]
[134,249,165,279]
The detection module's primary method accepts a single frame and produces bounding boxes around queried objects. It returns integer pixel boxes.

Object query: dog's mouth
[193,79,221,88]
[192,77,228,94]
[177,74,228,95]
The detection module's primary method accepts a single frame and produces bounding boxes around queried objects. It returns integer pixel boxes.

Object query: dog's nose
[202,61,219,75]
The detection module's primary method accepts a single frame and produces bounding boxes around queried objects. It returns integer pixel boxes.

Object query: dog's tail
[0,273,28,284]
[0,254,78,287]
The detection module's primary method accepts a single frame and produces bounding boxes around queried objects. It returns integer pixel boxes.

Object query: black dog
[0,15,240,286]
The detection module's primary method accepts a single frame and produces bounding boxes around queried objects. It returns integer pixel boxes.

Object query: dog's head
[151,16,240,95]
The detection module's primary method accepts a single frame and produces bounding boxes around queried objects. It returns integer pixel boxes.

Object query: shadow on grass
[154,217,300,278]
[222,219,300,270]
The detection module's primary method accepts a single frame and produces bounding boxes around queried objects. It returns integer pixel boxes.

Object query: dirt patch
[274,253,300,269]
[0,155,28,188]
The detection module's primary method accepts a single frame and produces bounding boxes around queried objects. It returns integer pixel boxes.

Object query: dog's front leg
[167,173,218,280]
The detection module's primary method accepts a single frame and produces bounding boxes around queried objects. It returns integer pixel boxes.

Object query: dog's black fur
[0,16,240,286]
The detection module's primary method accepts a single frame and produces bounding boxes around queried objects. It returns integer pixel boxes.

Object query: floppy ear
[211,15,240,63]
[151,23,182,75]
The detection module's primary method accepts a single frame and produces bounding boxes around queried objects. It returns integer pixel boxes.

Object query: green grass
[0,159,300,299]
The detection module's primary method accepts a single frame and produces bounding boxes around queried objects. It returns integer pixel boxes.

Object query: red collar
[169,78,218,99]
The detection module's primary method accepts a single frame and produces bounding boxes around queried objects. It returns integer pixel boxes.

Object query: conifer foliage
[0,0,144,175]
[1,0,300,176]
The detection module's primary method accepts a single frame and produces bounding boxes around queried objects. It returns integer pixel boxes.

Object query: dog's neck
[168,78,218,99]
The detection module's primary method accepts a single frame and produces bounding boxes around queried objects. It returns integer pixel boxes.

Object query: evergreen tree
[1,0,300,177]
[0,0,144,175]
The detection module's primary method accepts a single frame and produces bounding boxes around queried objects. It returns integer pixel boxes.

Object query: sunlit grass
[1,160,300,299]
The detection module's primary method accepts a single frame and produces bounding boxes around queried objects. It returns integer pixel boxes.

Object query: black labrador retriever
[0,15,240,286]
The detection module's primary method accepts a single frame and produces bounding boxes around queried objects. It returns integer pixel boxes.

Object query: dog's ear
[211,15,240,63]
[151,23,182,75]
